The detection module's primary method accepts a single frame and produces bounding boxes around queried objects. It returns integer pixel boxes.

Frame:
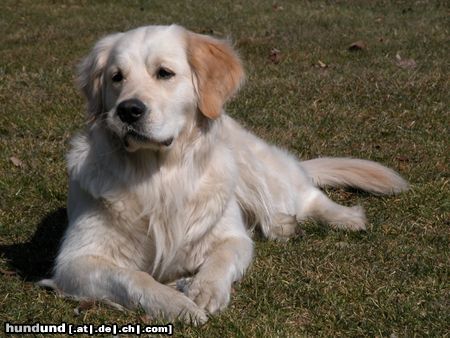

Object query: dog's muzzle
[116,98,174,150]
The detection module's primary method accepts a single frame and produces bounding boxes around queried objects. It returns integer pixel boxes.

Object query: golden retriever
[40,25,408,324]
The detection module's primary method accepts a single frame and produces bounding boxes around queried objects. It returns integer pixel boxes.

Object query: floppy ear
[187,32,245,119]
[77,33,121,118]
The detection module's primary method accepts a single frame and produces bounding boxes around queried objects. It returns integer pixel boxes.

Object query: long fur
[43,24,408,324]
[301,157,409,195]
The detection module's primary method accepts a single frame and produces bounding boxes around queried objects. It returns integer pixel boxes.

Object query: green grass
[0,0,448,336]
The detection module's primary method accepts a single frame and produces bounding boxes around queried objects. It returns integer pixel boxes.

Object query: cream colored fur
[40,25,408,324]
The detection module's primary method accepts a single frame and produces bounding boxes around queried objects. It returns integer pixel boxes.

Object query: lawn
[0,0,448,336]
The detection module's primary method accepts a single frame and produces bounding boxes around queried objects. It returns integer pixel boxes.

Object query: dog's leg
[54,256,207,324]
[185,235,253,314]
[182,198,253,314]
[296,187,367,230]
[268,212,302,241]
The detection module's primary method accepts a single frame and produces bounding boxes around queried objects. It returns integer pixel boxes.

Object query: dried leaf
[79,300,96,310]
[395,52,417,69]
[396,155,410,162]
[348,41,366,51]
[10,156,24,167]
[317,60,327,68]
[74,300,96,315]
[272,3,284,11]
[396,57,417,69]
[269,48,281,64]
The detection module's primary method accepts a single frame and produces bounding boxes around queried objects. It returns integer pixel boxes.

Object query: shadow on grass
[0,208,68,281]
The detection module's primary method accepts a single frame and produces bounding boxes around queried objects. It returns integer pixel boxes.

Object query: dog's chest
[103,167,204,274]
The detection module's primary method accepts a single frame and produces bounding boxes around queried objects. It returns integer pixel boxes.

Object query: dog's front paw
[172,294,208,325]
[185,278,230,314]
[142,287,208,325]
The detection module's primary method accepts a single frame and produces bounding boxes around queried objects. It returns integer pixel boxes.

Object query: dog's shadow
[0,208,68,281]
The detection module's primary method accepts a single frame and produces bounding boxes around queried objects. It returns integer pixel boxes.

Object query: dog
[40,24,408,324]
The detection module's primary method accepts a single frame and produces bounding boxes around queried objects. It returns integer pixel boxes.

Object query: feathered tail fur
[301,157,409,195]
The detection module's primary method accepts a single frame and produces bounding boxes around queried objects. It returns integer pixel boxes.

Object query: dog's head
[77,25,244,152]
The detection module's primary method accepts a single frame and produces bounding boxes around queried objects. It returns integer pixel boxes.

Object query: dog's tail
[301,157,409,195]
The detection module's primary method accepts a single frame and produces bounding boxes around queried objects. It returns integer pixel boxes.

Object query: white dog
[41,24,408,324]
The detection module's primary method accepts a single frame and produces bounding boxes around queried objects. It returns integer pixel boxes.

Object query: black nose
[117,99,147,124]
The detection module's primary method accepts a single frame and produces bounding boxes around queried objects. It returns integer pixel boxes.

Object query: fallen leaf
[395,54,417,69]
[79,300,96,310]
[10,156,24,167]
[272,3,284,11]
[396,155,410,162]
[435,161,448,172]
[348,40,366,51]
[317,60,327,68]
[74,300,96,315]
[269,48,281,64]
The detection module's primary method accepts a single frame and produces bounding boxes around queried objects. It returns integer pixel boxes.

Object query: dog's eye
[112,71,123,83]
[157,67,175,80]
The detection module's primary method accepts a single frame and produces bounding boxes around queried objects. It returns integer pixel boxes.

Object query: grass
[0,0,448,336]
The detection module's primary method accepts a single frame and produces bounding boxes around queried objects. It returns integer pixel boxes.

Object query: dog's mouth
[123,128,174,151]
